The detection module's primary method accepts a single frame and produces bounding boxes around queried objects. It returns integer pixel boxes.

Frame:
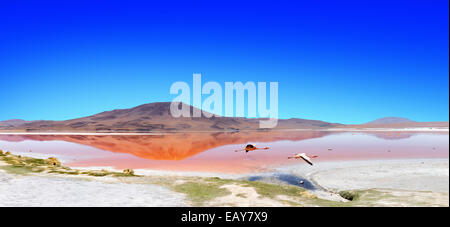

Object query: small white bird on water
[287,153,318,166]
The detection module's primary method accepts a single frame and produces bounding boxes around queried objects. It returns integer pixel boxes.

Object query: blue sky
[0,0,448,124]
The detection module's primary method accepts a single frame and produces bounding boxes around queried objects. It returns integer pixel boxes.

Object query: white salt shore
[325,127,449,132]
[0,126,447,136]
[0,158,448,207]
[0,172,186,207]
[275,158,449,193]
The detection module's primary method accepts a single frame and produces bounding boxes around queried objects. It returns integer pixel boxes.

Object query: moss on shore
[146,176,344,207]
[1,151,445,207]
[0,152,138,177]
[339,190,360,201]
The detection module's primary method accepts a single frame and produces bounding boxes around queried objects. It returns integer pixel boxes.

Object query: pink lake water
[0,131,448,173]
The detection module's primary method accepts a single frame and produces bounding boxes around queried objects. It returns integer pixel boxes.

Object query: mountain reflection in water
[0,131,447,173]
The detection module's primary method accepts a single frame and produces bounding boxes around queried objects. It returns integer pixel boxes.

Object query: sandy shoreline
[326,127,449,132]
[275,158,449,192]
[0,126,447,136]
[267,158,449,206]
[0,171,187,207]
[1,155,448,206]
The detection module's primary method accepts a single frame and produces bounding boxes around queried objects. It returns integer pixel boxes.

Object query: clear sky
[0,0,448,124]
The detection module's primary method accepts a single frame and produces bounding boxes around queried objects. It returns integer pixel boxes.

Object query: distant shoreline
[0,127,448,135]
[1,153,448,206]
[325,127,449,132]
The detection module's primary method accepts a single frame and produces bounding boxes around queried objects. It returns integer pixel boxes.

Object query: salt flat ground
[276,159,449,192]
[0,172,186,207]
[275,158,449,206]
[310,159,449,193]
[0,158,448,207]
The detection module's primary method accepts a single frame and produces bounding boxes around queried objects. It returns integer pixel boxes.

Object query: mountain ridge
[366,117,416,125]
[0,102,341,132]
[1,102,448,132]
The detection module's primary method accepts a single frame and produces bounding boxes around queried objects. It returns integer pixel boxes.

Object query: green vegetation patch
[0,151,139,178]
[235,193,247,198]
[166,176,328,206]
[173,180,231,206]
[339,190,361,201]
[25,157,47,166]
[0,165,35,175]
[242,180,306,198]
[48,169,80,175]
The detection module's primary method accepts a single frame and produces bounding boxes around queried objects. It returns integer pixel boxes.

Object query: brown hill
[342,121,449,129]
[366,117,416,124]
[0,102,341,132]
[0,119,31,127]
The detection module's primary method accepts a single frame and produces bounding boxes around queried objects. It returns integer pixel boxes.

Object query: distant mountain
[339,117,449,129]
[366,117,416,125]
[0,102,341,132]
[0,119,31,127]
[3,104,446,132]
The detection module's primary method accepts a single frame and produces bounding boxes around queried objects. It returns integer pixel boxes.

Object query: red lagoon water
[0,131,448,173]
